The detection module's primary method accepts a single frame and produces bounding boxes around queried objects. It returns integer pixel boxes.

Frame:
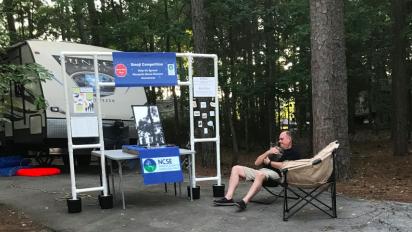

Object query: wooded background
[1,0,411,179]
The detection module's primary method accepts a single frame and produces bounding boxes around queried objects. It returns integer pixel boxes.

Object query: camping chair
[279,140,339,221]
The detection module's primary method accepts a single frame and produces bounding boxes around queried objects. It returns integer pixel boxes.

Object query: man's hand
[255,148,278,166]
[269,146,282,155]
[263,157,271,166]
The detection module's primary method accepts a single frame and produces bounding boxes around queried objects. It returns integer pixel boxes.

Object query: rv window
[71,73,115,97]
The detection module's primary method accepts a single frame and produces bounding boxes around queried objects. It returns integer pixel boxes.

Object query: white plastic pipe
[61,54,77,200]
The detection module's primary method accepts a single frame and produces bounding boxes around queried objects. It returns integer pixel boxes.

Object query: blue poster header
[112,52,177,87]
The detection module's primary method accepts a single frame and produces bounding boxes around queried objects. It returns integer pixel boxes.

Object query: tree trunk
[3,0,18,44]
[110,0,122,22]
[191,0,215,167]
[227,27,239,158]
[227,92,239,166]
[72,0,87,44]
[391,0,409,156]
[17,1,25,39]
[27,1,34,38]
[57,2,67,41]
[87,0,101,46]
[310,0,350,180]
[164,0,171,51]
[190,0,208,74]
[264,0,276,143]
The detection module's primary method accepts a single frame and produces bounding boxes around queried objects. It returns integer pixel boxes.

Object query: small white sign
[200,102,207,108]
[210,102,216,107]
[70,116,98,137]
[209,111,215,117]
[207,121,214,127]
[204,128,208,134]
[193,101,197,108]
[193,77,217,97]
[202,113,207,119]
[194,111,200,117]
[197,121,203,127]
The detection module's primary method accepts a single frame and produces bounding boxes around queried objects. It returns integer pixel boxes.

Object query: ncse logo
[143,159,157,172]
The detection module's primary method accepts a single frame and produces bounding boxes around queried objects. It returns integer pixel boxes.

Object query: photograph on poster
[209,111,215,117]
[210,102,216,107]
[202,113,207,119]
[197,121,203,127]
[194,111,201,117]
[132,105,165,146]
[204,128,208,134]
[200,102,207,108]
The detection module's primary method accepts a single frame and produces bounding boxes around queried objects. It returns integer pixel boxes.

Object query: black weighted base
[212,184,225,197]
[187,186,200,199]
[67,198,82,213]
[98,194,113,209]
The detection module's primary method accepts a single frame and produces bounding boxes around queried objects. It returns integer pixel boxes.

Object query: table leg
[188,154,193,201]
[110,160,115,202]
[117,160,126,210]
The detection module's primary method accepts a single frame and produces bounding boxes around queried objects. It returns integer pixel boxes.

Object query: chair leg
[283,185,289,221]
[331,181,337,218]
[284,183,337,220]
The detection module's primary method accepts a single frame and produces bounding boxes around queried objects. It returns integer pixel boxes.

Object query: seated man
[214,131,300,211]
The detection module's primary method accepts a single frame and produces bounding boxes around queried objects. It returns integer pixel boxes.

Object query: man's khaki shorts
[243,167,280,181]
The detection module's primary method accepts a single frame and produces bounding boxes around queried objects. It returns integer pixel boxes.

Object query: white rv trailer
[0,40,147,162]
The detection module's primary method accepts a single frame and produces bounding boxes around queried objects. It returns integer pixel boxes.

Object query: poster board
[132,105,166,147]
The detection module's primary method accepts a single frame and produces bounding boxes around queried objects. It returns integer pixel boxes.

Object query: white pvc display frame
[62,52,221,202]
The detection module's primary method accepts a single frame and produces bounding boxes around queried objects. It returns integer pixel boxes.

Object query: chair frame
[281,149,338,221]
[252,179,299,205]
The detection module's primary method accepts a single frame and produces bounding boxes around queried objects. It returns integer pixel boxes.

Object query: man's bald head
[279,131,292,149]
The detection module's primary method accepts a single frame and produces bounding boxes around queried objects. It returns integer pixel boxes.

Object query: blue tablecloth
[122,145,182,185]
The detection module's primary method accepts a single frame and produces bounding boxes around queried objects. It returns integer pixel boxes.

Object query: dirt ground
[1,139,411,231]
[0,203,53,232]
[336,141,412,203]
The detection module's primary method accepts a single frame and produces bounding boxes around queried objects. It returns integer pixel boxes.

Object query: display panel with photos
[132,105,166,147]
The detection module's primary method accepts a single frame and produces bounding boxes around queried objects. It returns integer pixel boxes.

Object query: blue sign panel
[113,52,177,87]
[133,146,183,185]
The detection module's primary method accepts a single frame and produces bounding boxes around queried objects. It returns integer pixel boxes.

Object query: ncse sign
[113,52,177,87]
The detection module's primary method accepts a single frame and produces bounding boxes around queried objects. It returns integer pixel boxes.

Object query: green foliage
[0,63,52,110]
[0,0,404,148]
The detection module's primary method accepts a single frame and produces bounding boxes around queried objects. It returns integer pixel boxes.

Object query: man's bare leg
[242,171,265,203]
[225,165,246,200]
